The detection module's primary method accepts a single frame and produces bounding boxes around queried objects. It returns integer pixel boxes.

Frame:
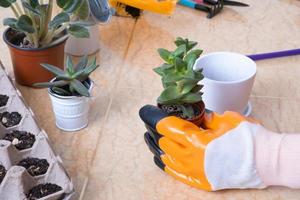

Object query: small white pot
[194,52,257,115]
[48,80,94,132]
[65,25,100,56]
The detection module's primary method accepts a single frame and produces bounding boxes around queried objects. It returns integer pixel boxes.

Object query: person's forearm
[255,127,300,188]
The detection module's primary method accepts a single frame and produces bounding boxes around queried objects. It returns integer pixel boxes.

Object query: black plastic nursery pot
[3,28,67,87]
[158,101,206,127]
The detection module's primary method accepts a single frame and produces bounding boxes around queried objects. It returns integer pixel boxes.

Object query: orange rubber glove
[140,105,264,191]
[140,105,300,191]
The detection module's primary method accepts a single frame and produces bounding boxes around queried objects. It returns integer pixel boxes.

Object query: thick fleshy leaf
[173,44,186,58]
[83,63,99,77]
[181,92,202,103]
[49,12,70,29]
[70,79,90,97]
[74,55,88,71]
[177,79,199,94]
[157,48,171,63]
[52,86,72,96]
[73,0,90,20]
[174,57,186,72]
[157,86,183,104]
[17,15,35,33]
[187,41,197,51]
[3,18,17,27]
[33,80,68,88]
[63,0,84,13]
[0,0,15,8]
[184,49,202,62]
[29,0,39,8]
[56,0,69,8]
[68,24,89,38]
[179,104,194,118]
[40,63,65,76]
[174,37,185,47]
[66,56,75,75]
[22,1,40,15]
[153,63,173,76]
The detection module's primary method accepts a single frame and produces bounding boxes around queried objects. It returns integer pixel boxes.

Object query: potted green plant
[1,0,91,86]
[34,55,99,132]
[154,37,205,126]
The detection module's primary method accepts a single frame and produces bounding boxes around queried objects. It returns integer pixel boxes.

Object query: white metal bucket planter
[48,80,94,132]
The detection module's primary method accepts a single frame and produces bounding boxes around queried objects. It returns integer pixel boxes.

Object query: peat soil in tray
[27,183,63,200]
[2,130,35,150]
[0,112,22,128]
[0,94,9,107]
[0,165,6,184]
[18,157,49,176]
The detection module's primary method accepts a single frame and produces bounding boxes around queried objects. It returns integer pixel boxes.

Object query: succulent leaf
[157,48,172,63]
[0,0,15,8]
[173,44,186,58]
[73,0,90,20]
[22,1,41,15]
[49,12,70,29]
[74,55,88,71]
[70,79,90,97]
[181,93,202,103]
[68,24,89,38]
[66,56,75,75]
[17,15,35,33]
[40,63,65,76]
[33,80,68,88]
[52,86,72,96]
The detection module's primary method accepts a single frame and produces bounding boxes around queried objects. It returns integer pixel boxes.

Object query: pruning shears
[178,0,249,18]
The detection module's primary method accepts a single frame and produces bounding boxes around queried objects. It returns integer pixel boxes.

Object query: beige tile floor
[1,0,300,199]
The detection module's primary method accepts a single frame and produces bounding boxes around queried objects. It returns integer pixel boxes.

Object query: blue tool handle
[247,49,300,61]
[179,0,196,8]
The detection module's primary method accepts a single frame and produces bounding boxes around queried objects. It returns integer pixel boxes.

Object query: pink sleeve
[255,127,300,188]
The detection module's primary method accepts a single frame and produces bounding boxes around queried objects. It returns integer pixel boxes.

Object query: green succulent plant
[154,37,204,118]
[1,0,91,48]
[34,55,99,97]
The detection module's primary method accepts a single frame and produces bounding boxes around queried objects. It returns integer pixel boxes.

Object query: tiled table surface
[1,1,300,199]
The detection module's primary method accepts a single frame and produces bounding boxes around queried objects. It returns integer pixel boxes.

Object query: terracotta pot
[3,28,67,87]
[158,101,206,127]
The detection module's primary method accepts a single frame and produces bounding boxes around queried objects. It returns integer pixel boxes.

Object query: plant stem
[14,2,24,15]
[10,5,20,18]
[41,23,68,45]
[41,33,69,48]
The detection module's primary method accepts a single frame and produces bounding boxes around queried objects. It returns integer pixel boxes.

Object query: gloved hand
[139,105,300,191]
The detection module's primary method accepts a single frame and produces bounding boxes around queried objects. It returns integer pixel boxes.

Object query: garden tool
[109,0,177,18]
[193,0,249,7]
[139,105,300,190]
[247,48,300,61]
[179,0,248,18]
[179,0,224,18]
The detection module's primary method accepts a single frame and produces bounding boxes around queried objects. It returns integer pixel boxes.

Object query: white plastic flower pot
[194,52,257,116]
[48,80,94,132]
[65,25,100,56]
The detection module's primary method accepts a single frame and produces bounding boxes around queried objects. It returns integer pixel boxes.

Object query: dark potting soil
[160,104,200,120]
[0,112,22,128]
[27,183,63,200]
[6,29,34,48]
[3,130,35,150]
[0,165,6,184]
[0,95,9,107]
[18,157,49,176]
